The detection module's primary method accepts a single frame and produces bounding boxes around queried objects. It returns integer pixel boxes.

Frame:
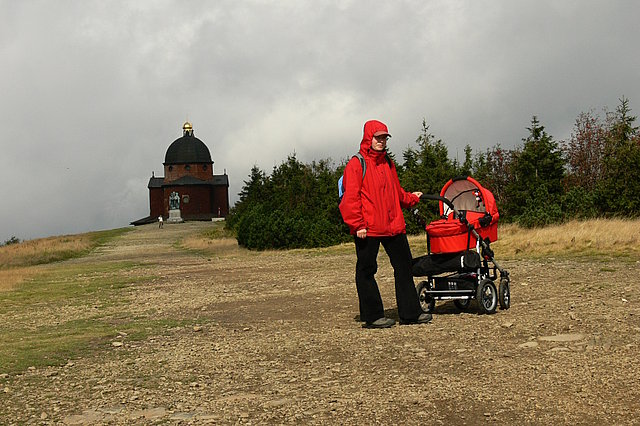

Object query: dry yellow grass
[492,218,640,258]
[0,268,36,292]
[180,236,242,254]
[0,235,92,291]
[0,228,129,290]
[183,218,640,260]
[2,219,638,291]
[0,235,93,269]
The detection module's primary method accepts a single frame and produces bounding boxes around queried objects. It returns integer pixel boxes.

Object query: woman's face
[371,135,388,151]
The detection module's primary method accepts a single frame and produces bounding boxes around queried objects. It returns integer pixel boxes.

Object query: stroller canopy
[440,176,498,219]
[425,176,499,254]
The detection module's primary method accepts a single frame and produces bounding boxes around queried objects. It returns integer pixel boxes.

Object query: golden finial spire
[182,121,193,136]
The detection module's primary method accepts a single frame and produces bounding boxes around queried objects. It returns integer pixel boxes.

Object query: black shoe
[400,313,432,325]
[363,317,396,329]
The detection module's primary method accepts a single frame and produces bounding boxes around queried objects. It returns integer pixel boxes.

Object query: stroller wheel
[499,279,511,310]
[476,279,497,314]
[416,281,435,314]
[454,299,471,311]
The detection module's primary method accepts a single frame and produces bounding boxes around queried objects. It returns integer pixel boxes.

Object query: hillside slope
[1,221,639,425]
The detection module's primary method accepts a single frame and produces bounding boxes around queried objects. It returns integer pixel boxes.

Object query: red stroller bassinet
[425,176,499,254]
[412,176,510,314]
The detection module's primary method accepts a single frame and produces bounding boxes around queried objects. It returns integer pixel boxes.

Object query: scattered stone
[518,341,539,349]
[501,322,514,328]
[63,410,102,425]
[28,366,36,371]
[112,341,123,347]
[264,398,293,408]
[538,333,586,342]
[171,412,195,420]
[0,373,8,379]
[141,407,166,419]
[198,414,220,422]
[100,406,125,415]
[193,325,203,332]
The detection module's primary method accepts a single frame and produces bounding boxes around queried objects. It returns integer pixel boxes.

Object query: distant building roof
[147,174,228,188]
[148,177,164,188]
[164,122,212,165]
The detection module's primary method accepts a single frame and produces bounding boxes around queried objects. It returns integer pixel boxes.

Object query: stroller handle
[419,194,458,216]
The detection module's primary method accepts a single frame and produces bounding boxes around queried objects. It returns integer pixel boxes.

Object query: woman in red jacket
[340,120,432,328]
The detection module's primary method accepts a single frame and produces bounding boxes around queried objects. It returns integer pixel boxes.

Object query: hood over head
[360,120,392,154]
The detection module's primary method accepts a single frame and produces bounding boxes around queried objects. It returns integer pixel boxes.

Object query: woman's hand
[412,191,423,198]
[356,228,367,239]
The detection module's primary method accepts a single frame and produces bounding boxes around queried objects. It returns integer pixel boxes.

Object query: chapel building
[131,122,229,225]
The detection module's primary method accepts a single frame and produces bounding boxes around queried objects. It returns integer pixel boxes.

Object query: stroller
[412,176,510,314]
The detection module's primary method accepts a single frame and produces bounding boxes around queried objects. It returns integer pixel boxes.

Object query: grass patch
[491,218,640,260]
[0,317,187,374]
[181,218,640,261]
[0,268,37,293]
[199,221,236,240]
[0,227,131,291]
[178,220,243,256]
[0,260,187,375]
[0,262,139,310]
[0,227,131,269]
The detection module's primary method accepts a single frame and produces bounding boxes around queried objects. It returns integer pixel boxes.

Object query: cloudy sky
[1,0,639,242]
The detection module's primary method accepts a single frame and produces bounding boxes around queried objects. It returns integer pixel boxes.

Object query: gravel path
[1,222,639,425]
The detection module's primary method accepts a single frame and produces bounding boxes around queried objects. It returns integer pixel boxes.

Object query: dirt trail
[2,222,639,425]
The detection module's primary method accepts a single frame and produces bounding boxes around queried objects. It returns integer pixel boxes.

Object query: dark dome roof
[164,123,212,164]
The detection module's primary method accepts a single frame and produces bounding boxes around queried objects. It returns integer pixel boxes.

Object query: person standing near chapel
[339,120,432,328]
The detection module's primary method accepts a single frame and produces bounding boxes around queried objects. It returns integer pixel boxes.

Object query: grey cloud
[1,0,639,242]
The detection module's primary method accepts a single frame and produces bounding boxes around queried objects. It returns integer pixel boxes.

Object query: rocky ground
[1,222,639,425]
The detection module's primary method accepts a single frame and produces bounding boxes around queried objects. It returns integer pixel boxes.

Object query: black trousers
[354,233,422,323]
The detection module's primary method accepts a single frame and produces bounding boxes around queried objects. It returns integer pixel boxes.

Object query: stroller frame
[414,193,511,314]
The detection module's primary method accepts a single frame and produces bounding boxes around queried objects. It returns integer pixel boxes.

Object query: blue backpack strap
[339,153,366,201]
[354,153,366,179]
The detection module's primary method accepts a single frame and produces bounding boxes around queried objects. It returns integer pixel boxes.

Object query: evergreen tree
[229,155,349,250]
[473,144,516,220]
[226,165,266,230]
[459,144,474,176]
[400,119,456,233]
[598,97,640,215]
[507,116,566,227]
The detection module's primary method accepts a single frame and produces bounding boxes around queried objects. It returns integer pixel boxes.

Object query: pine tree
[598,97,640,215]
[473,144,516,219]
[507,116,566,227]
[401,119,456,233]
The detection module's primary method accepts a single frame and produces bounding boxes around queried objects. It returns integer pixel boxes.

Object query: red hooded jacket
[339,120,419,237]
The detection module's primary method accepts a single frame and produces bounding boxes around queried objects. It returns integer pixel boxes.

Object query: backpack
[338,153,392,202]
[338,153,366,202]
